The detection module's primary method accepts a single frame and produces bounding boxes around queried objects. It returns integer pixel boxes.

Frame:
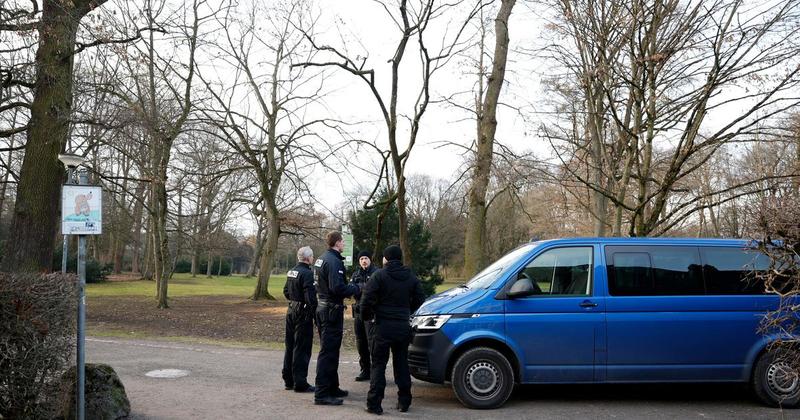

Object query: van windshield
[465,243,537,289]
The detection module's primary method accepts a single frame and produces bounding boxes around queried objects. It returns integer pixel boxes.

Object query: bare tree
[463,0,516,276]
[539,0,800,237]
[1,0,114,271]
[197,0,335,300]
[96,0,209,307]
[295,0,483,266]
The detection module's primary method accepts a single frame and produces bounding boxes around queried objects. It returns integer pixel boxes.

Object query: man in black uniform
[350,250,377,382]
[281,246,317,393]
[360,245,426,415]
[313,231,361,406]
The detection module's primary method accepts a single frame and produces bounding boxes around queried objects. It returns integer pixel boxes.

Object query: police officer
[313,231,361,406]
[360,245,425,415]
[281,246,317,393]
[350,250,377,382]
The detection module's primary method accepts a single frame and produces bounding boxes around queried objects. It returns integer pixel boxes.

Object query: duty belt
[288,300,311,309]
[318,300,344,309]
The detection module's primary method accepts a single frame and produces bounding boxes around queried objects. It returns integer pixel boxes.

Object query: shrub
[51,248,111,283]
[0,272,77,419]
[420,272,445,298]
[173,259,192,273]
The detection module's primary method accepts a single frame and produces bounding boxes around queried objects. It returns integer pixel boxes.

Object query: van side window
[700,247,768,295]
[517,247,592,296]
[610,252,651,295]
[606,246,703,296]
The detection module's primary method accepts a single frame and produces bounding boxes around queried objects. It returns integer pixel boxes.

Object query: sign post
[341,224,354,267]
[59,154,101,420]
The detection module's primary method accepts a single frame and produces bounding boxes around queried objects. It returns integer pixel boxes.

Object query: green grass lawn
[87,273,286,298]
[435,278,464,294]
[87,272,463,298]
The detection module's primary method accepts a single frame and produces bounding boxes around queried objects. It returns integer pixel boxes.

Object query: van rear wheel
[752,348,800,408]
[451,347,514,409]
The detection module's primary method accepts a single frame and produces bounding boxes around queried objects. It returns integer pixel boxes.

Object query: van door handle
[579,300,598,308]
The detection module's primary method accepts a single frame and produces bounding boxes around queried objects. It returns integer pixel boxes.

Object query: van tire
[752,348,800,408]
[451,347,514,409]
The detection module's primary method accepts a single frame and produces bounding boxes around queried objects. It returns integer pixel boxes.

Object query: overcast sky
[293,1,548,226]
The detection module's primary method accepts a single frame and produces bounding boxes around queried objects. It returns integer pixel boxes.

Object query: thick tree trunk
[463,0,516,277]
[245,231,264,277]
[2,1,89,272]
[252,207,279,300]
[206,250,213,277]
[141,214,153,280]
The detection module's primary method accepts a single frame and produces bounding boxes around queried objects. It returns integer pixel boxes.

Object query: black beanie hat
[357,250,372,260]
[383,245,402,262]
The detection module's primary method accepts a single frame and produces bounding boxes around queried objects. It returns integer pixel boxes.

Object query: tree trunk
[2,1,94,271]
[130,182,145,273]
[191,250,199,277]
[463,0,516,277]
[0,137,15,226]
[396,180,413,267]
[245,223,265,277]
[206,250,213,277]
[141,214,153,280]
[112,233,124,274]
[153,154,171,309]
[252,207,279,300]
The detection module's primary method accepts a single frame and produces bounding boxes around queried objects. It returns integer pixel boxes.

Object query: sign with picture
[61,185,103,235]
[342,224,354,266]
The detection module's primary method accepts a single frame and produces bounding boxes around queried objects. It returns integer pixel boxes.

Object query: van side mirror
[507,277,536,298]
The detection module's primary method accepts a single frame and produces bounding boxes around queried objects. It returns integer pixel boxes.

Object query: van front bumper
[408,329,454,384]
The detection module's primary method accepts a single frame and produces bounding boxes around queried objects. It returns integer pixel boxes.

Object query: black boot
[314,396,343,405]
[331,388,349,397]
[365,406,383,415]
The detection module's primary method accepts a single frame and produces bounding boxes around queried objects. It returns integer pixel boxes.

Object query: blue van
[409,238,798,409]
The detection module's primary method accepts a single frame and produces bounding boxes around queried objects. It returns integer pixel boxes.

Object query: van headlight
[411,315,451,331]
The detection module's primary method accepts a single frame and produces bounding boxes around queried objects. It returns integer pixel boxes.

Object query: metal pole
[76,169,88,420]
[62,167,74,274]
[62,235,69,274]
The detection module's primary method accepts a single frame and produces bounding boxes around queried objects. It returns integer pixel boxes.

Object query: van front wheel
[752,349,800,408]
[451,347,514,409]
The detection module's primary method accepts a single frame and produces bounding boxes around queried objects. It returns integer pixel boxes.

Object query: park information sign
[62,185,103,235]
[342,224,354,266]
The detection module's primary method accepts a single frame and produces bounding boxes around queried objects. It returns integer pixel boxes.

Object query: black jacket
[350,264,377,317]
[360,260,426,322]
[350,264,376,297]
[283,262,317,307]
[314,249,359,305]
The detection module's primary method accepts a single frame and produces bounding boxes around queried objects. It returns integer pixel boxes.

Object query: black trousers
[314,304,344,399]
[354,316,372,375]
[281,303,314,390]
[367,319,413,410]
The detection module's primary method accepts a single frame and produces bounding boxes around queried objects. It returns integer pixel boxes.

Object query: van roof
[532,237,754,247]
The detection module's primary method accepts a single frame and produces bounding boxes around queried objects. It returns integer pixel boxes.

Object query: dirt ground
[88,295,359,349]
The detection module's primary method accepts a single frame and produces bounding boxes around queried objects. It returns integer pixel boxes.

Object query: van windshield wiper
[457,283,469,289]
